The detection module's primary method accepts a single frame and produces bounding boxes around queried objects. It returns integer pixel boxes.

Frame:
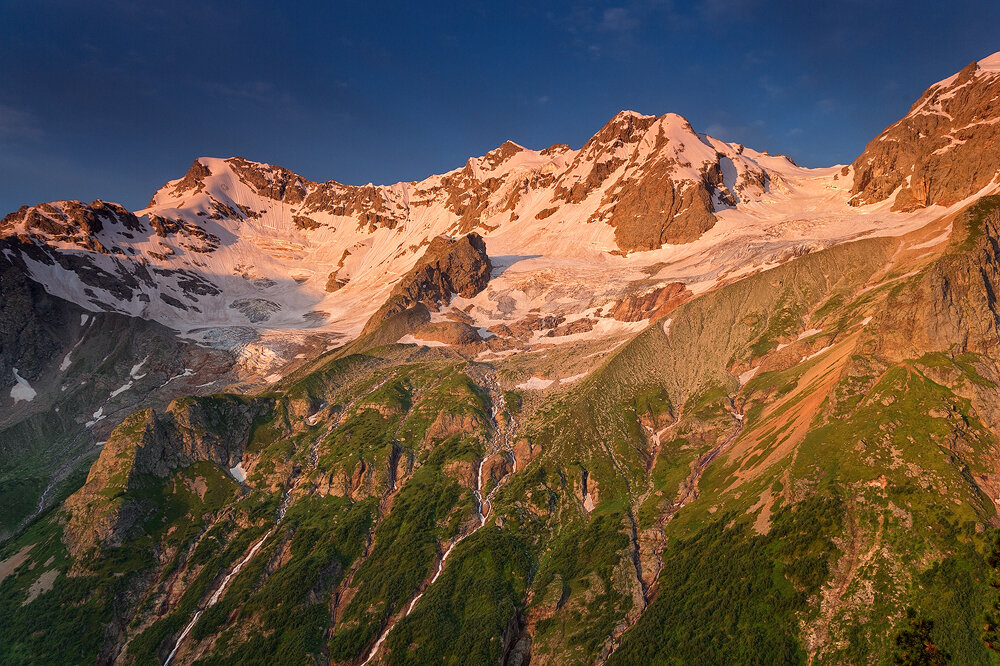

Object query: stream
[162,478,299,665]
[359,371,517,665]
[600,397,745,664]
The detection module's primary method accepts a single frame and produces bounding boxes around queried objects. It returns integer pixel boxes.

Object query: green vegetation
[194,495,375,664]
[328,440,469,661]
[532,514,632,660]
[609,494,843,665]
[983,531,1000,657]
[892,608,949,665]
[382,527,532,665]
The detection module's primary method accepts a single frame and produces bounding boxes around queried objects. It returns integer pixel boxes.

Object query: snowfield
[4,109,993,356]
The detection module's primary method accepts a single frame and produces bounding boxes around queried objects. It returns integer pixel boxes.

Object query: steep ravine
[359,370,518,665]
[601,397,745,663]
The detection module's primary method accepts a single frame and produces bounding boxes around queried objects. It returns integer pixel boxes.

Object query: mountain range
[4,52,1000,665]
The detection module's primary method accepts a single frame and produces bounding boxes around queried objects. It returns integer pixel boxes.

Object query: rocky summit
[8,52,1000,666]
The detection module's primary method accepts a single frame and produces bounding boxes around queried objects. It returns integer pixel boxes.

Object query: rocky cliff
[850,54,1000,210]
[361,232,491,334]
[63,394,269,556]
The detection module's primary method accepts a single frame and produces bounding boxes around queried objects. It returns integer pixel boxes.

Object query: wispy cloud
[816,98,837,113]
[599,7,640,32]
[550,1,678,58]
[0,103,42,141]
[704,118,766,144]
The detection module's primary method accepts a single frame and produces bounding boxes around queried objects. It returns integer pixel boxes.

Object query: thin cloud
[550,1,679,58]
[0,104,42,141]
[817,98,837,112]
[600,7,639,32]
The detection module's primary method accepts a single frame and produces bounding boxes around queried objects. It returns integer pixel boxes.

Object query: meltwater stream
[162,481,299,665]
[359,372,517,665]
[163,530,272,666]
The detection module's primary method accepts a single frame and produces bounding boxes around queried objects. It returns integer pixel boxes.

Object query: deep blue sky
[2,1,999,213]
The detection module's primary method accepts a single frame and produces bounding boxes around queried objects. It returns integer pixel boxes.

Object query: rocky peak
[481,140,525,171]
[850,52,1000,210]
[62,394,270,555]
[0,199,143,255]
[562,110,775,251]
[580,110,659,157]
[361,232,491,334]
[161,158,212,201]
[224,156,311,204]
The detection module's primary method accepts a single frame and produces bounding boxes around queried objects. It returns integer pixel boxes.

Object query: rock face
[0,255,77,392]
[850,54,1000,210]
[874,197,1000,359]
[412,321,483,345]
[63,394,269,555]
[544,111,776,251]
[361,233,491,334]
[608,282,692,322]
[584,114,735,250]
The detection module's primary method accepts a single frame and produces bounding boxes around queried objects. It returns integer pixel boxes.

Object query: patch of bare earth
[0,544,34,585]
[22,569,58,605]
[726,332,860,489]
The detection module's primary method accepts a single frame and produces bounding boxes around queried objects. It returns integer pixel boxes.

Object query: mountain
[5,53,1000,665]
[850,53,1000,210]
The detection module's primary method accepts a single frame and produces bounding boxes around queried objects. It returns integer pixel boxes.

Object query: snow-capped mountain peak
[3,95,992,345]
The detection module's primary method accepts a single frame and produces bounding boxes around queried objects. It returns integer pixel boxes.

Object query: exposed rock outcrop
[0,255,76,392]
[608,282,692,322]
[872,197,1000,358]
[412,321,483,345]
[850,55,1000,210]
[567,112,772,251]
[63,394,270,556]
[361,233,491,335]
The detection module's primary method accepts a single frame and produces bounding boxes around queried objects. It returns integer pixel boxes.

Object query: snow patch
[129,356,149,379]
[801,345,835,363]
[86,406,105,428]
[109,381,134,398]
[516,377,555,390]
[229,462,246,483]
[397,334,448,347]
[475,348,520,360]
[738,366,759,384]
[10,368,37,403]
[159,368,195,388]
[909,222,953,250]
